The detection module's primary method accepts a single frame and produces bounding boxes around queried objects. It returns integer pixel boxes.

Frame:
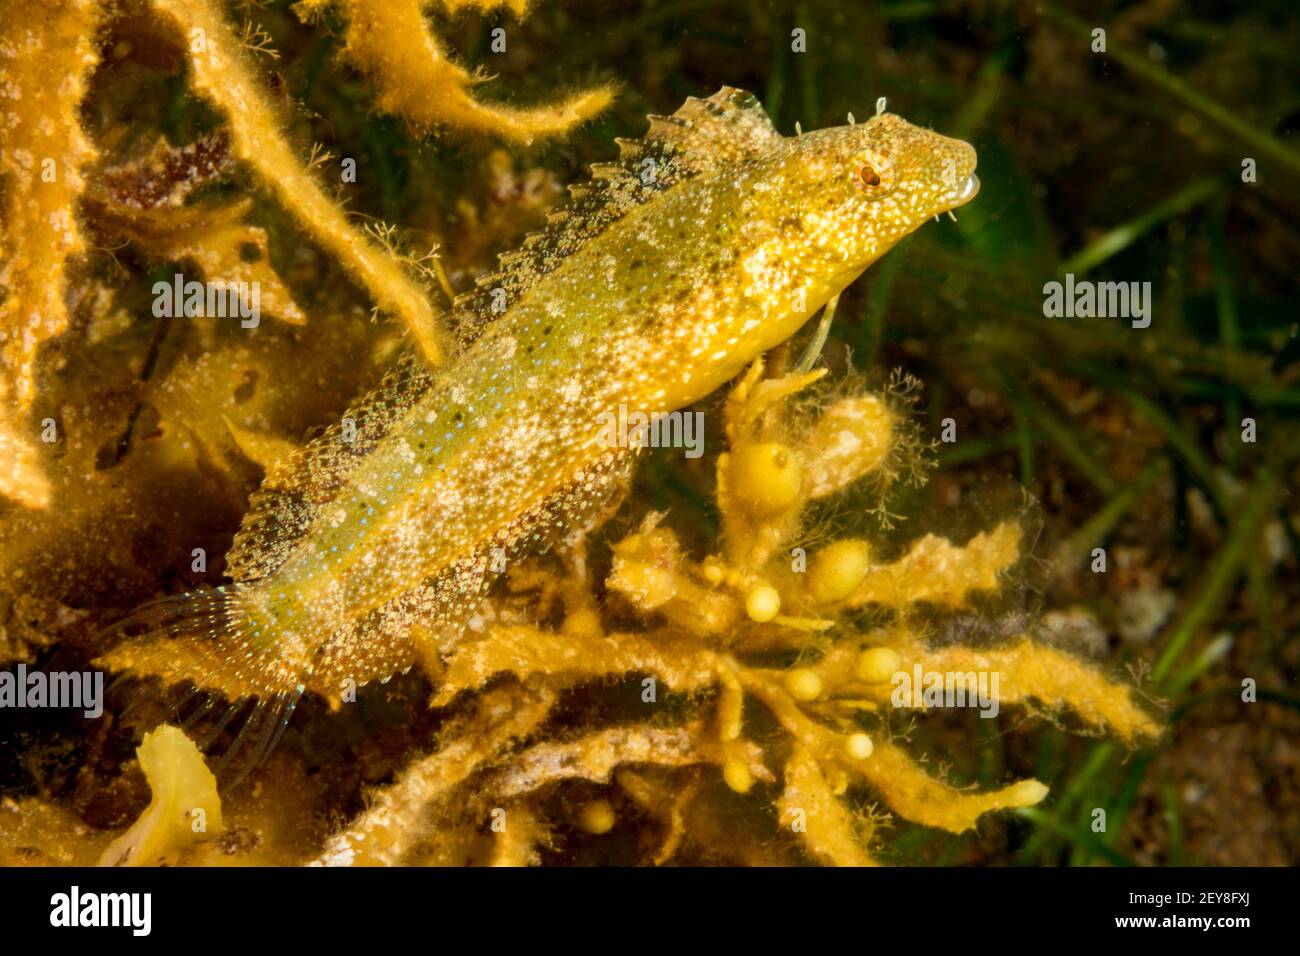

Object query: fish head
[768,111,979,282]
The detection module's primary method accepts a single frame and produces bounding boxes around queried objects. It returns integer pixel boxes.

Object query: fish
[99,87,980,775]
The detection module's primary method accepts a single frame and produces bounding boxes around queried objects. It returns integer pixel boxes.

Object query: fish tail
[97,585,305,788]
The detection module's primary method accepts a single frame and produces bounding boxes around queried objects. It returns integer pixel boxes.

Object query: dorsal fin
[452,87,780,345]
[639,86,782,167]
[225,351,433,582]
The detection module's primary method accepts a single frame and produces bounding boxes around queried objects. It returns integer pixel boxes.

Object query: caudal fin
[96,585,305,788]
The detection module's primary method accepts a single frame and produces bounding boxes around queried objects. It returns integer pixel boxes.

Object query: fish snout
[956,172,980,203]
[938,138,979,211]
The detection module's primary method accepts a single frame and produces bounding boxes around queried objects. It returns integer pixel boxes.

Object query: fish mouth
[956,173,980,204]
[934,172,979,221]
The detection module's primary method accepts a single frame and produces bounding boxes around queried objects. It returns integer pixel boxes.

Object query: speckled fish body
[103,87,979,736]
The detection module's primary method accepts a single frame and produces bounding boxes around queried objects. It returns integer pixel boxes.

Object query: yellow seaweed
[298,0,614,144]
[0,0,102,507]
[99,725,224,867]
[146,0,448,364]
[779,749,879,866]
[98,198,307,325]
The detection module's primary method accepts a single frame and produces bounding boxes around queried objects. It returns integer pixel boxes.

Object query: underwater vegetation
[0,0,1296,867]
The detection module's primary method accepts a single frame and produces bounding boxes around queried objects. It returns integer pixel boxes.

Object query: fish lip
[955,172,980,205]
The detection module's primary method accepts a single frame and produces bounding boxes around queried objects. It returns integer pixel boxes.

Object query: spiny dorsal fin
[638,86,781,168]
[452,87,779,345]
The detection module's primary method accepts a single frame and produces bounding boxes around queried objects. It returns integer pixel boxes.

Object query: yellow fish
[101,87,979,772]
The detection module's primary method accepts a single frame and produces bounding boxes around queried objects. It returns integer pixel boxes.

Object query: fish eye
[857,164,882,188]
[852,153,892,194]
